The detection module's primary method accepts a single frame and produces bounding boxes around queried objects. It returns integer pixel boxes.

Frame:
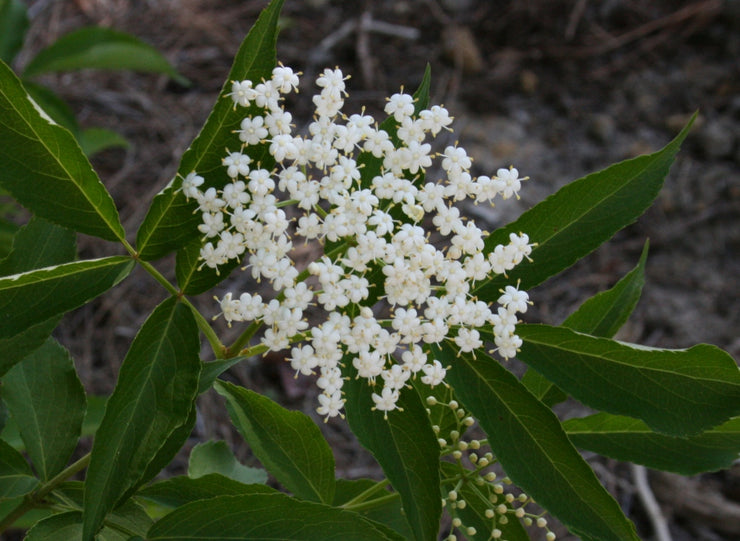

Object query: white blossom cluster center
[180,65,533,419]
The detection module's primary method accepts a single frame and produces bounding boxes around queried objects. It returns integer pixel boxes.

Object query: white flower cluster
[181,65,533,420]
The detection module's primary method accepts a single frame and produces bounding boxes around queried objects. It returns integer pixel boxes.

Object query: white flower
[182,63,535,418]
[227,79,256,108]
[181,172,204,199]
[237,116,268,145]
[271,65,300,93]
[496,167,525,200]
[421,360,446,387]
[317,390,345,419]
[372,387,401,417]
[454,328,483,352]
[385,92,415,122]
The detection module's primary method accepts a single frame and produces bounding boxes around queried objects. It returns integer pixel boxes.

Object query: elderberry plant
[0,1,738,540]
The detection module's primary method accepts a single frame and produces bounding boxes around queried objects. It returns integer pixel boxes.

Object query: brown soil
[11,0,740,539]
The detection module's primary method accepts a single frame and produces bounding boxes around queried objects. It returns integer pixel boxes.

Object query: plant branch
[0,453,91,533]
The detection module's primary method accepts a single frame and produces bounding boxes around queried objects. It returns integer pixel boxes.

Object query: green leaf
[333,479,413,540]
[0,0,28,64]
[214,381,335,504]
[0,438,38,499]
[474,117,694,300]
[24,511,85,540]
[23,26,188,85]
[132,404,197,503]
[136,0,284,261]
[564,240,649,336]
[188,440,267,485]
[78,127,129,157]
[27,504,152,541]
[522,241,649,406]
[436,342,640,541]
[49,482,154,538]
[0,216,77,277]
[0,61,125,241]
[82,297,201,541]
[342,365,441,541]
[0,216,18,259]
[0,217,76,376]
[138,473,276,509]
[146,493,405,541]
[19,80,78,134]
[0,256,134,340]
[516,324,740,436]
[198,356,247,394]
[565,413,740,475]
[2,338,85,481]
[439,462,530,541]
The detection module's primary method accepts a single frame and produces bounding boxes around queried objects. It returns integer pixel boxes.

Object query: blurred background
[11,0,740,539]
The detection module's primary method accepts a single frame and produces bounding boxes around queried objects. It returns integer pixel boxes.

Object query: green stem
[342,492,400,512]
[227,320,263,358]
[0,453,91,533]
[339,479,391,509]
[135,258,179,298]
[187,301,224,357]
[125,243,224,357]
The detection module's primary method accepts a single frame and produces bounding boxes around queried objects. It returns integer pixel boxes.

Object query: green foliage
[215,381,336,504]
[147,493,406,541]
[343,367,442,541]
[0,0,736,539]
[22,26,188,85]
[81,297,200,540]
[3,339,86,482]
[188,440,267,485]
[438,342,641,541]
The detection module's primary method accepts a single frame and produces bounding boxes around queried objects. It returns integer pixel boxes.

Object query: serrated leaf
[138,473,276,509]
[214,381,335,504]
[0,217,76,376]
[23,27,188,85]
[3,338,85,481]
[82,297,200,541]
[522,241,649,406]
[0,438,38,499]
[136,0,284,261]
[474,117,694,300]
[24,511,85,540]
[436,342,640,541]
[0,256,134,340]
[198,356,247,394]
[0,0,28,64]
[18,80,78,134]
[564,240,649,337]
[146,493,405,541]
[342,365,441,541]
[131,404,197,503]
[0,216,77,277]
[0,61,125,241]
[516,324,740,436]
[188,440,267,485]
[565,413,740,475]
